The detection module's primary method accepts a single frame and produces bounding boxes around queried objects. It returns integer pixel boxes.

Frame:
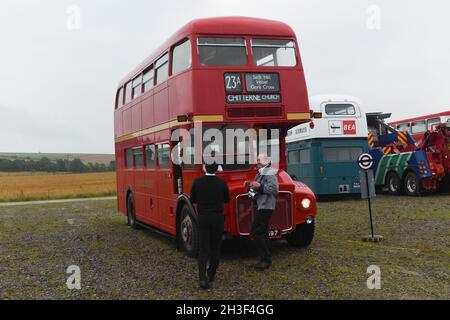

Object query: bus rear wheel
[386,172,402,195]
[286,221,315,248]
[179,205,199,258]
[127,194,140,229]
[404,172,421,196]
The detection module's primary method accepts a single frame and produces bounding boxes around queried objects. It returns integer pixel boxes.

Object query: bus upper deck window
[198,37,247,66]
[116,87,123,108]
[251,39,296,67]
[411,120,426,134]
[325,104,356,116]
[155,53,169,85]
[172,39,192,75]
[132,75,142,99]
[398,123,410,133]
[143,67,154,92]
[125,81,132,104]
[427,118,440,130]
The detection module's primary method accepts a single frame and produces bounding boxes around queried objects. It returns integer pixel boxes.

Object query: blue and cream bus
[286,95,369,196]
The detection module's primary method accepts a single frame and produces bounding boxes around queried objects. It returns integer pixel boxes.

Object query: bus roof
[118,16,296,87]
[389,110,450,125]
[308,94,362,112]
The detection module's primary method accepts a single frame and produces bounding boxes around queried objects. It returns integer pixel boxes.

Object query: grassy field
[0,172,116,202]
[0,152,114,165]
[0,195,448,300]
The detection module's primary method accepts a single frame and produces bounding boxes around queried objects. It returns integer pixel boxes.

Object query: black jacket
[190,175,230,215]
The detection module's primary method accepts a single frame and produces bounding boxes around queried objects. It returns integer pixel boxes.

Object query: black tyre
[386,172,402,195]
[404,172,421,196]
[286,221,315,248]
[127,193,140,229]
[179,205,199,258]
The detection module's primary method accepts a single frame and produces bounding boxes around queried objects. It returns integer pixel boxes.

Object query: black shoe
[199,280,211,289]
[253,260,272,270]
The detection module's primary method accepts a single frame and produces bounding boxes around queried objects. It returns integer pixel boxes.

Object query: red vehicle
[113,17,317,257]
[389,111,450,143]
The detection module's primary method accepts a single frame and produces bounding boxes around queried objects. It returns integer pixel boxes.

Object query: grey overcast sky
[0,0,449,154]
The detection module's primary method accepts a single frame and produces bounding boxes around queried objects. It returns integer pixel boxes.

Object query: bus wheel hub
[181,217,192,245]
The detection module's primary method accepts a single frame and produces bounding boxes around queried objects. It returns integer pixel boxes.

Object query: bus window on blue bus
[325,104,355,116]
[288,150,299,163]
[288,149,310,164]
[299,149,311,163]
[323,147,362,162]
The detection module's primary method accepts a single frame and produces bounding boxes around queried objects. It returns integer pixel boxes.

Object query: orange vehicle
[113,17,317,257]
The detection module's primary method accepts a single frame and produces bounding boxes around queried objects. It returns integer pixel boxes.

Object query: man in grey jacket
[248,154,279,270]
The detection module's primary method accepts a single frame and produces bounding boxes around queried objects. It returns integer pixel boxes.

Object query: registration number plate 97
[268,229,280,238]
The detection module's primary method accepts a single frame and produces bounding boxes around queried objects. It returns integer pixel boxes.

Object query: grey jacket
[254,167,279,211]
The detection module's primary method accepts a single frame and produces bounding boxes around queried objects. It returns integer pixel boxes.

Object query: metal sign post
[357,153,383,242]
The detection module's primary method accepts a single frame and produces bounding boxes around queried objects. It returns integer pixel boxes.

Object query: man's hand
[250,181,261,188]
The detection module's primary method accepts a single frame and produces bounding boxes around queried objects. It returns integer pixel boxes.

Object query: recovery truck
[366,113,450,196]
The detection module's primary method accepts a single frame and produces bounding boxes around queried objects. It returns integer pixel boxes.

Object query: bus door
[143,144,158,225]
[320,144,364,194]
[287,144,314,191]
[132,148,147,222]
[156,143,176,232]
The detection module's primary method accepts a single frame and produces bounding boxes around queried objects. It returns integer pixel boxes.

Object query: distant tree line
[0,157,116,173]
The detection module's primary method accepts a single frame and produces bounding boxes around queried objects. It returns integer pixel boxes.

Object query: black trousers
[251,209,274,263]
[198,214,224,281]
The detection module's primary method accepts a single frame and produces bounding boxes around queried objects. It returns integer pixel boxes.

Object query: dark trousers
[251,209,274,263]
[198,214,224,281]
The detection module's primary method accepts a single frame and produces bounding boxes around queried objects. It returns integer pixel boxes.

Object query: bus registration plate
[268,229,280,238]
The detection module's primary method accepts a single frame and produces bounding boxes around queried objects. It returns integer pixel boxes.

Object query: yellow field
[0,172,116,202]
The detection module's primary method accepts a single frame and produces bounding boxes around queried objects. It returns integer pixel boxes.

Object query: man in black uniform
[190,163,230,289]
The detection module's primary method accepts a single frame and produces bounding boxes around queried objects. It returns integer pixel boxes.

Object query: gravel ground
[0,195,449,300]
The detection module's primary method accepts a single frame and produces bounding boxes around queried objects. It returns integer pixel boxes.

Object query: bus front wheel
[179,205,199,258]
[286,221,315,248]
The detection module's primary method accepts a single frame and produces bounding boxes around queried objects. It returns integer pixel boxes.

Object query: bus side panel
[123,107,133,134]
[154,82,169,125]
[141,93,155,130]
[114,110,124,138]
[169,71,194,120]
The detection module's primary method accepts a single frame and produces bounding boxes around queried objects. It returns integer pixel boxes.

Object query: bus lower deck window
[133,148,143,168]
[157,144,171,168]
[125,149,133,169]
[145,145,156,168]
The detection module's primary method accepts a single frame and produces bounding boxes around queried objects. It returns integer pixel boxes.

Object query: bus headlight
[301,198,311,209]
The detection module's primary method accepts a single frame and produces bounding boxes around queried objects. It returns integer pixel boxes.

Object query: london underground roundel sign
[357,153,373,170]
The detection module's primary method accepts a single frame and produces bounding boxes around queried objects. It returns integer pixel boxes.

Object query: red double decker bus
[113,17,317,257]
[389,111,450,142]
